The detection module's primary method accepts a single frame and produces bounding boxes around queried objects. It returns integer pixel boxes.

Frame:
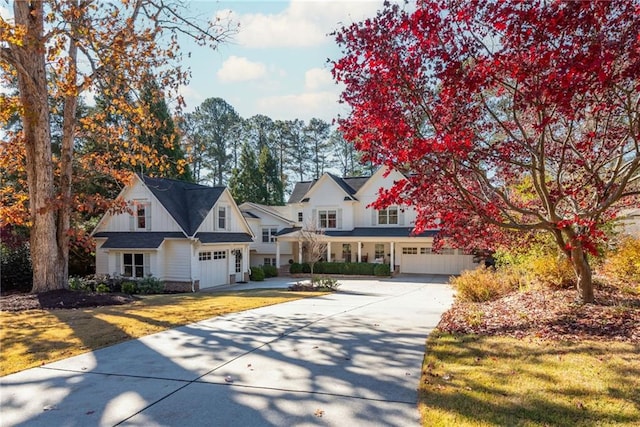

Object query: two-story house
[92,174,254,291]
[244,167,477,275]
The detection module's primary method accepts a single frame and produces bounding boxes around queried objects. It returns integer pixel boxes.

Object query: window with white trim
[298,211,303,222]
[123,253,147,278]
[263,258,277,266]
[318,210,337,228]
[133,202,151,230]
[262,227,278,243]
[218,207,227,229]
[378,206,398,225]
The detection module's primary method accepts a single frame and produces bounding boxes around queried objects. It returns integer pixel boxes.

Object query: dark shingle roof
[141,175,224,236]
[287,174,373,204]
[287,181,315,203]
[276,227,302,236]
[195,232,253,243]
[94,232,185,248]
[275,227,438,238]
[325,228,438,238]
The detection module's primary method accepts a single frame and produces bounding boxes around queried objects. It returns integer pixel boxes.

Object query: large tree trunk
[570,245,595,304]
[14,1,66,293]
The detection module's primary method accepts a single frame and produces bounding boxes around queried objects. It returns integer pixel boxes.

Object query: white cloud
[230,0,383,48]
[256,91,347,122]
[217,56,267,82]
[304,68,334,91]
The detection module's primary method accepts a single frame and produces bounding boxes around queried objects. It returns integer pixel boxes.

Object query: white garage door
[400,247,476,275]
[199,250,228,288]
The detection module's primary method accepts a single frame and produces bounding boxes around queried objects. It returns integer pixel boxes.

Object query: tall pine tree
[138,78,192,181]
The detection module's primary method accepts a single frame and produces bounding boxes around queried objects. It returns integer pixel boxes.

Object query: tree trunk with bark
[571,246,595,304]
[13,1,66,293]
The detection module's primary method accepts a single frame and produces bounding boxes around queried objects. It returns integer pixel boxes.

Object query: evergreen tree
[182,97,240,185]
[304,118,331,179]
[138,78,192,181]
[257,145,284,205]
[228,142,260,204]
[282,119,310,182]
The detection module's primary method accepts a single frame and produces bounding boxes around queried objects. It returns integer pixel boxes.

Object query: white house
[243,167,477,275]
[92,174,254,291]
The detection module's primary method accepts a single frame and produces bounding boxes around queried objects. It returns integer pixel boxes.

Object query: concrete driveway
[0,275,454,426]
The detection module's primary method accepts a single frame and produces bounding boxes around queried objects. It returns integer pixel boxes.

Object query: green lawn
[419,333,640,426]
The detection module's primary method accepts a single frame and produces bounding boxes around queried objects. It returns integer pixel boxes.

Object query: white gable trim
[354,166,407,199]
[303,174,351,201]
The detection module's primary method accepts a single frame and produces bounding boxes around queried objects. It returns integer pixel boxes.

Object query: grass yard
[0,290,318,376]
[420,333,640,427]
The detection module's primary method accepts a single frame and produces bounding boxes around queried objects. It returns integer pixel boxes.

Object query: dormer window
[298,211,303,222]
[378,206,398,225]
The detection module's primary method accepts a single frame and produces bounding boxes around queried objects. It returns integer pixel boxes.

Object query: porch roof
[277,227,439,240]
[94,232,185,249]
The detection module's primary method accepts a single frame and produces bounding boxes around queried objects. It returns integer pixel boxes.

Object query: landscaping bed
[0,289,137,312]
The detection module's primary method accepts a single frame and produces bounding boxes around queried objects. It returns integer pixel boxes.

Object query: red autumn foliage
[332,0,640,303]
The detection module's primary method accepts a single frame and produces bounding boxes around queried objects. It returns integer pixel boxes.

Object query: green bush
[96,283,110,293]
[290,262,303,274]
[374,263,391,276]
[451,267,514,302]
[137,276,164,294]
[0,242,32,293]
[69,276,92,292]
[122,281,137,294]
[250,266,265,281]
[302,263,311,274]
[262,264,278,278]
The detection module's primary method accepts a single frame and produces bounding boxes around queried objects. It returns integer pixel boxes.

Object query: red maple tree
[333,0,640,303]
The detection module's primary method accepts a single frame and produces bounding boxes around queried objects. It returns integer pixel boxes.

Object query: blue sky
[178,1,386,122]
[0,1,387,122]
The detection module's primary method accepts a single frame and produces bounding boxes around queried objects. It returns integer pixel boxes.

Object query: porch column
[357,241,362,262]
[298,240,303,263]
[275,240,281,268]
[390,242,395,271]
[327,241,332,262]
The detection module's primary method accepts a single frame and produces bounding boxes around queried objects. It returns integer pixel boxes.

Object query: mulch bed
[0,289,137,312]
[438,286,640,342]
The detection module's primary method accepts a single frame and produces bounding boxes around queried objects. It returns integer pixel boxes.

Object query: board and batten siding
[161,240,192,281]
[94,239,109,276]
[101,183,182,232]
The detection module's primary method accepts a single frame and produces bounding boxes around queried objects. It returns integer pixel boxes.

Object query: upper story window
[318,210,337,228]
[218,206,226,230]
[378,206,398,225]
[298,211,303,222]
[262,227,278,243]
[132,201,150,230]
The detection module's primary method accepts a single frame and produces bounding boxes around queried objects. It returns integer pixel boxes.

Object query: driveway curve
[1,275,454,426]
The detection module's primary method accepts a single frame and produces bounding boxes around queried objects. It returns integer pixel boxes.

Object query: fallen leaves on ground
[438,286,639,342]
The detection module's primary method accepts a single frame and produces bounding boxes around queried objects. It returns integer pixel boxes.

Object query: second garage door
[400,247,476,275]
[199,250,228,288]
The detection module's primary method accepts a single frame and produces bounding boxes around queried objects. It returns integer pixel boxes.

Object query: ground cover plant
[0,290,319,376]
